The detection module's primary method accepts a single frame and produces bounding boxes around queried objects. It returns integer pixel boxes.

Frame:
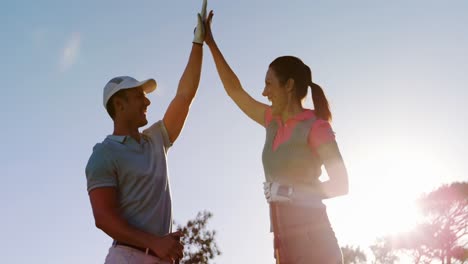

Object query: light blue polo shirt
[85,120,173,237]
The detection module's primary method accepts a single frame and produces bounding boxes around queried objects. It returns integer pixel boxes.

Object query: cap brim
[139,79,157,94]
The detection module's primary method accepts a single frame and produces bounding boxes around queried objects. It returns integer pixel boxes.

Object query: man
[85,1,207,263]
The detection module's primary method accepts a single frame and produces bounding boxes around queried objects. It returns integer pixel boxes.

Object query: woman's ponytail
[310,82,332,121]
[303,64,332,121]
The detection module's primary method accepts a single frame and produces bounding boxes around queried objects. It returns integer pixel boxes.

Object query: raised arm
[163,43,202,143]
[205,11,268,126]
[163,1,207,143]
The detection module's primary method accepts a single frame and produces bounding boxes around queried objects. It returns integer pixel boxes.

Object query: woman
[204,11,349,264]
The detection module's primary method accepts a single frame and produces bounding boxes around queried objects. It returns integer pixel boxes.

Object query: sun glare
[368,184,422,234]
[330,143,447,245]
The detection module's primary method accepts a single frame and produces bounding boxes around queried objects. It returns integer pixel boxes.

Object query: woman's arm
[205,11,268,126]
[266,141,349,203]
[305,141,349,199]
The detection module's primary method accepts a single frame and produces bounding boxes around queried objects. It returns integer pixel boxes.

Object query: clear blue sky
[1,0,467,263]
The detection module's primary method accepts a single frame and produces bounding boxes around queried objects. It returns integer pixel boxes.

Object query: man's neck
[113,122,141,143]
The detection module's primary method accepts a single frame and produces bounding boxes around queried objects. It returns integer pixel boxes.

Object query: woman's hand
[204,10,215,46]
[263,182,292,203]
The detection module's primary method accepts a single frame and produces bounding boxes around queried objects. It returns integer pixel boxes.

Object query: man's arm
[162,0,206,143]
[89,187,183,261]
[162,43,203,144]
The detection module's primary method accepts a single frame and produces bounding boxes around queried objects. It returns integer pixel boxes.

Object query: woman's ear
[286,78,295,93]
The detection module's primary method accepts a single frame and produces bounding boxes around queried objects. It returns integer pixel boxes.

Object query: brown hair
[269,56,332,121]
[106,89,128,120]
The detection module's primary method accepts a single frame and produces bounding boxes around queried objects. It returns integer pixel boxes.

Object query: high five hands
[193,0,215,46]
[193,0,208,44]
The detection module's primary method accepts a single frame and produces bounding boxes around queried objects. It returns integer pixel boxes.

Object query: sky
[1,0,467,263]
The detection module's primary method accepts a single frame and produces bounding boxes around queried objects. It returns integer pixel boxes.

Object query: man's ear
[286,78,295,93]
[114,97,125,113]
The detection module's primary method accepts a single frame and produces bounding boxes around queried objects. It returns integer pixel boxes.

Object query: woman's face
[263,67,288,115]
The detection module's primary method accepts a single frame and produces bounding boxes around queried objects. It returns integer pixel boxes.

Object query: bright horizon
[2,0,467,263]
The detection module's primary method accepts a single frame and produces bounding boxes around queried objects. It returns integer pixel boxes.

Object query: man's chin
[139,119,148,127]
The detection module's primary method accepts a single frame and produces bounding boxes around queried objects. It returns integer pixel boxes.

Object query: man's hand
[263,182,293,203]
[150,231,184,262]
[200,0,207,20]
[193,0,208,44]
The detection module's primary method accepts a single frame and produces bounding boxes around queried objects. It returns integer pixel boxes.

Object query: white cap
[103,76,157,108]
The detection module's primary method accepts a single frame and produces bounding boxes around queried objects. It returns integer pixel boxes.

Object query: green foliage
[175,211,221,264]
[370,237,399,264]
[341,245,367,264]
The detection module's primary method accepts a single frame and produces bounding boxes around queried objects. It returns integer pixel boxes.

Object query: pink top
[264,108,335,153]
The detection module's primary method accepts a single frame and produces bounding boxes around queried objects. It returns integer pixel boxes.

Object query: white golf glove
[193,0,207,44]
[263,182,293,203]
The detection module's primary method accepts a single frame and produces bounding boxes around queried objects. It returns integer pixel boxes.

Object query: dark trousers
[272,205,343,264]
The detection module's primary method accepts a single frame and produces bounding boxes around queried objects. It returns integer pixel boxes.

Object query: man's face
[120,87,151,127]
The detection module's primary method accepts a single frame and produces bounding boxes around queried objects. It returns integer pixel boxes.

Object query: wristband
[277,185,293,198]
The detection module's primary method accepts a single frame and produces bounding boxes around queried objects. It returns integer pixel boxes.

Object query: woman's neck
[281,101,304,123]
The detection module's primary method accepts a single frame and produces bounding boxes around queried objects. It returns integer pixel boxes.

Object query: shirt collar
[294,109,315,121]
[106,135,128,143]
[106,134,149,144]
[272,109,315,123]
